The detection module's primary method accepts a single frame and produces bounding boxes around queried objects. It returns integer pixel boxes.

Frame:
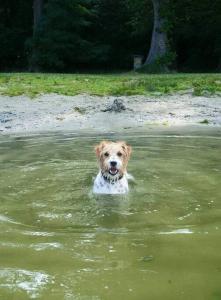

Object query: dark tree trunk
[144,0,168,67]
[33,0,43,32]
[31,0,43,71]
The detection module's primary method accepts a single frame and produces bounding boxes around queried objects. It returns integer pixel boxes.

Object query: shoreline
[0,94,221,135]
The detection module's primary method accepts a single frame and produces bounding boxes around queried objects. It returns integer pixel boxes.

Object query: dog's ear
[126,144,132,158]
[94,141,109,157]
[119,141,132,158]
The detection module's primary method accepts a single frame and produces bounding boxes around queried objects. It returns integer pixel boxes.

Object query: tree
[91,0,132,69]
[90,0,152,70]
[30,0,93,71]
[33,0,44,32]
[0,0,220,72]
[171,0,221,72]
[144,0,169,70]
[31,0,44,71]
[0,0,32,71]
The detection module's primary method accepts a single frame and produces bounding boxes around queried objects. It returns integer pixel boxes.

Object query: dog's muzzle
[109,161,119,175]
[109,167,118,175]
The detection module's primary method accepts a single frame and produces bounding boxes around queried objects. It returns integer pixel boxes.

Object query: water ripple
[0,268,53,299]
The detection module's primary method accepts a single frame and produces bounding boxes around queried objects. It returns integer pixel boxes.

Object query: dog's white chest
[93,172,128,194]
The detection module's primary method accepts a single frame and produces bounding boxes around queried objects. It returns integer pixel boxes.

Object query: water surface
[0,131,221,300]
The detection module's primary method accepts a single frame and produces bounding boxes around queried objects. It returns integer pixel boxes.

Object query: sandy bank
[0,94,221,134]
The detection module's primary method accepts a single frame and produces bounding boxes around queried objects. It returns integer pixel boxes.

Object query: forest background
[0,0,221,73]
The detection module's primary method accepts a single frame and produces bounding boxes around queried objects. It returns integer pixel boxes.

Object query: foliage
[0,0,32,70]
[29,0,93,71]
[170,0,221,71]
[82,0,152,69]
[0,0,220,72]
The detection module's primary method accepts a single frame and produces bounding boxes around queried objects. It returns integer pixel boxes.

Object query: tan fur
[95,140,131,176]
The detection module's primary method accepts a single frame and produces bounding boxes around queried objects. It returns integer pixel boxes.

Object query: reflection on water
[0,131,221,300]
[0,268,52,299]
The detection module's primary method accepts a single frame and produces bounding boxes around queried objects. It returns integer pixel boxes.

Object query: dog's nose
[110,161,117,167]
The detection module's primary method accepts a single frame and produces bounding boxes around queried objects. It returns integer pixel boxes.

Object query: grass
[0,72,221,97]
[199,119,209,124]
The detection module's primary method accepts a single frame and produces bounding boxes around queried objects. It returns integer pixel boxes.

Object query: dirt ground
[0,94,221,134]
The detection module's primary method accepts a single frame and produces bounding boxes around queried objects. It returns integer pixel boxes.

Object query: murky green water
[0,130,221,300]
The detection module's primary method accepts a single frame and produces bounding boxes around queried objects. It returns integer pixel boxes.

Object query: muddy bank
[0,94,221,134]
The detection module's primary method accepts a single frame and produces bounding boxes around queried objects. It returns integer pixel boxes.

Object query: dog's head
[95,141,132,180]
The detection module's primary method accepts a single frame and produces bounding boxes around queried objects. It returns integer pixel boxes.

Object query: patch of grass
[199,119,209,124]
[0,73,221,97]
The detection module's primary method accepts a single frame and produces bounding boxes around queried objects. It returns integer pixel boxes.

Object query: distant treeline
[0,0,221,72]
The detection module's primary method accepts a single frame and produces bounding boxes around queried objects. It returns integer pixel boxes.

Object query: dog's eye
[104,152,109,157]
[117,152,122,157]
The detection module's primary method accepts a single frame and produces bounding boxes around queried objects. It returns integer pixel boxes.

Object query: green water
[0,131,221,300]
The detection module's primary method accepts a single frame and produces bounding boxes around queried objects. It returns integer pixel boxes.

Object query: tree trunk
[33,0,43,32]
[144,0,168,66]
[30,0,43,71]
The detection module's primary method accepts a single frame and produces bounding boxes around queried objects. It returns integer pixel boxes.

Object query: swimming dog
[93,141,132,194]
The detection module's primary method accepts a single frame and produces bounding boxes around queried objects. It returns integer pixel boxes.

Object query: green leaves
[30,0,93,71]
[0,0,221,72]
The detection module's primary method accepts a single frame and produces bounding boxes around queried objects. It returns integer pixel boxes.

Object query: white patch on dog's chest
[93,172,128,194]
